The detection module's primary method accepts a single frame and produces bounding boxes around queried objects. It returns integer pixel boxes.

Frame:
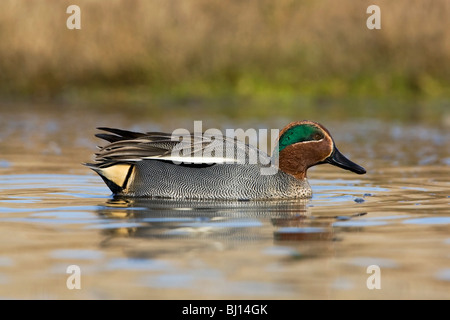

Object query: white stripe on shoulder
[143,155,239,164]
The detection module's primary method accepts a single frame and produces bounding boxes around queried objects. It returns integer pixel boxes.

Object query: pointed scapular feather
[90,127,261,166]
[97,127,146,139]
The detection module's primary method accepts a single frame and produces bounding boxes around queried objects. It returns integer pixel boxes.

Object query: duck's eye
[313,133,323,141]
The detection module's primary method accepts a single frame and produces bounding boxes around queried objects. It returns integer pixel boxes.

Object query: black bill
[325,147,366,174]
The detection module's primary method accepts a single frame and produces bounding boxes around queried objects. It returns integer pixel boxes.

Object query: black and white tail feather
[85,127,269,195]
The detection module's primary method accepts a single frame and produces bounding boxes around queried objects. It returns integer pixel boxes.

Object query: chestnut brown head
[276,121,366,179]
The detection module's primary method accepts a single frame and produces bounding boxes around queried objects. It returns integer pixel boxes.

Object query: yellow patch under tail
[88,163,135,194]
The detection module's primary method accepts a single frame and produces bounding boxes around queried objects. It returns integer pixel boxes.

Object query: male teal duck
[86,120,366,200]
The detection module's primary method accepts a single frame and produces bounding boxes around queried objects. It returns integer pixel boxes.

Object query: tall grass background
[0,0,449,124]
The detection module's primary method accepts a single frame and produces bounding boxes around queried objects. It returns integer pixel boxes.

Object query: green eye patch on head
[278,124,324,152]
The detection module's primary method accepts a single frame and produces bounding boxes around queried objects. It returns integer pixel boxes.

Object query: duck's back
[87,127,312,200]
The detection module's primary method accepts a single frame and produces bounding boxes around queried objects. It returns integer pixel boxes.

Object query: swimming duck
[86,120,366,200]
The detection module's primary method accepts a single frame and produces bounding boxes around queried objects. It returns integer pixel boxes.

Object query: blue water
[0,114,449,299]
[0,170,448,299]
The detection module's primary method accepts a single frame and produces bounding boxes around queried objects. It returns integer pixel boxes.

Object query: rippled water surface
[0,110,449,299]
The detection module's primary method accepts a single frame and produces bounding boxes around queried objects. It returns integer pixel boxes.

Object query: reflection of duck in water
[95,198,365,244]
[86,121,365,200]
[96,198,308,241]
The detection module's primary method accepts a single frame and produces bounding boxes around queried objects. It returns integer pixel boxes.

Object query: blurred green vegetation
[0,0,449,124]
